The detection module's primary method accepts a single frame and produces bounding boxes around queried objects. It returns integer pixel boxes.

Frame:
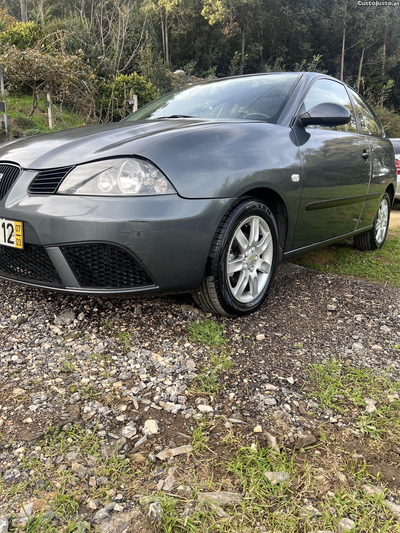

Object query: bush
[24,128,43,136]
[97,73,158,122]
[0,22,44,50]
[13,116,35,129]
[374,107,400,138]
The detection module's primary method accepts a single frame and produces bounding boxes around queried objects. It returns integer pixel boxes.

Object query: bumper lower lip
[0,193,232,295]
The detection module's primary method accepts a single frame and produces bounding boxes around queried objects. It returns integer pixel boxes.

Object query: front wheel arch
[192,197,279,317]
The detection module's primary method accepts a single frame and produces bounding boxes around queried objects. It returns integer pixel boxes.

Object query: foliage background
[0,0,400,130]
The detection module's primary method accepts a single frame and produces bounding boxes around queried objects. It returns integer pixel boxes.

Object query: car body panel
[1,187,232,291]
[290,127,372,249]
[389,138,400,200]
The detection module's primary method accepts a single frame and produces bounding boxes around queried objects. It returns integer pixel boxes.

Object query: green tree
[0,21,44,49]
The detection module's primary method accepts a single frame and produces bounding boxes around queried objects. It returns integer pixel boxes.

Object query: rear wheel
[192,198,278,317]
[354,192,391,251]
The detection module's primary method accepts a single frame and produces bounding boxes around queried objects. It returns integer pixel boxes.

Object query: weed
[188,319,226,349]
[63,361,76,373]
[308,359,400,440]
[118,330,131,351]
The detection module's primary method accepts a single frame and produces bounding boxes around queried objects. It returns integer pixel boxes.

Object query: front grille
[0,244,63,286]
[60,243,153,289]
[28,167,74,194]
[0,164,21,200]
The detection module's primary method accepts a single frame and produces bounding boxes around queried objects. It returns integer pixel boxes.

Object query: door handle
[362,149,369,161]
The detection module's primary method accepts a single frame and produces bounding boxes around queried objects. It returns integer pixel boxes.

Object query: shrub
[0,22,44,50]
[97,73,158,122]
[374,107,400,138]
[13,116,35,129]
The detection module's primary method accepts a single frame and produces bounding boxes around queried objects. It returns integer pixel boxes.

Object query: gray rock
[92,508,110,524]
[0,518,8,533]
[121,423,137,439]
[142,419,159,436]
[295,431,317,449]
[54,310,76,325]
[362,484,384,496]
[198,491,242,506]
[386,500,400,517]
[265,431,279,449]
[162,467,177,492]
[264,471,290,486]
[148,502,163,521]
[2,468,21,483]
[338,518,356,532]
[197,404,214,413]
[156,445,193,461]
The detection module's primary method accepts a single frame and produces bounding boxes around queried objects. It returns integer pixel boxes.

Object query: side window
[302,79,357,133]
[348,89,383,137]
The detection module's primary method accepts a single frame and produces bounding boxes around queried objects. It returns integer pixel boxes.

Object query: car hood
[0,118,242,169]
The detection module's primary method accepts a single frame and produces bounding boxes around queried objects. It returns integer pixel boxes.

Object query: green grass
[5,94,86,135]
[292,225,400,287]
[308,359,400,439]
[188,319,227,350]
[158,444,400,532]
[188,319,232,395]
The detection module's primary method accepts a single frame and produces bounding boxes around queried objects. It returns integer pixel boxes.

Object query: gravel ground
[0,244,400,530]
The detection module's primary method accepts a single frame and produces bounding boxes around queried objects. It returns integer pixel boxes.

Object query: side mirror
[298,103,351,127]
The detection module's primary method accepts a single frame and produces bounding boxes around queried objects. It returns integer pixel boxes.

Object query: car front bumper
[0,179,231,294]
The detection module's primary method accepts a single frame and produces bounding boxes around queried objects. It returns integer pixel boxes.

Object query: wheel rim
[375,197,389,245]
[226,215,273,304]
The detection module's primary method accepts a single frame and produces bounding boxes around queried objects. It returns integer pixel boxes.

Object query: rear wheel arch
[386,183,395,205]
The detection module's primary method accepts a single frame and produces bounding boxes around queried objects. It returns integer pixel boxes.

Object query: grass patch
[188,319,227,350]
[308,359,400,439]
[5,94,86,135]
[158,444,400,532]
[291,225,400,287]
[188,319,232,395]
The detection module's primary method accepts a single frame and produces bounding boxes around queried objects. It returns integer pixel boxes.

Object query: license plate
[0,219,23,249]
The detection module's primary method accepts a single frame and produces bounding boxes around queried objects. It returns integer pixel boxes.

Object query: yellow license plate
[0,219,23,249]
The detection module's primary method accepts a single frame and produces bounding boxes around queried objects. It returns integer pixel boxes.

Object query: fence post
[0,68,8,133]
[129,90,138,113]
[46,89,54,129]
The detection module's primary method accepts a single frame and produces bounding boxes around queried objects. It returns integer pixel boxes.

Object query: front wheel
[354,192,391,251]
[192,198,279,317]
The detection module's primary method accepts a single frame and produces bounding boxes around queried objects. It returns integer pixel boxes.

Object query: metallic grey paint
[0,72,396,302]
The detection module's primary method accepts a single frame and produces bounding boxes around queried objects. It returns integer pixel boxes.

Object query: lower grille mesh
[0,244,63,286]
[60,243,153,289]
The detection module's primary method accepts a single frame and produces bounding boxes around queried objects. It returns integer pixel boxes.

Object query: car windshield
[124,73,301,124]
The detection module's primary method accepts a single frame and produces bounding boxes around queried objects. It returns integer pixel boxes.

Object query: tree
[0,45,95,115]
[201,0,261,75]
[143,0,180,65]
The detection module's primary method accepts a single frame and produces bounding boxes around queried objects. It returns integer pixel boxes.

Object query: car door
[290,78,371,250]
[347,88,395,230]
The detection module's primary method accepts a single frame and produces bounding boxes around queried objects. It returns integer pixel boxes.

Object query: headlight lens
[57,158,176,196]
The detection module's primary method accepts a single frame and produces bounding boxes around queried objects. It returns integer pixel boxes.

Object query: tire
[192,198,279,317]
[354,192,391,251]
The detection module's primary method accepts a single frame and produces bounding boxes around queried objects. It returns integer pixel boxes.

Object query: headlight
[57,158,176,196]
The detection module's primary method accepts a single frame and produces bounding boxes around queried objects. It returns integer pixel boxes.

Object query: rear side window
[348,89,384,137]
[390,139,400,153]
[302,79,357,133]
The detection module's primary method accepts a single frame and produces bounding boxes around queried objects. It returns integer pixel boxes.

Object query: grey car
[0,72,395,316]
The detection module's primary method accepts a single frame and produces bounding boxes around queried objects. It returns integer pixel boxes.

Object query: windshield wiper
[157,115,195,119]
